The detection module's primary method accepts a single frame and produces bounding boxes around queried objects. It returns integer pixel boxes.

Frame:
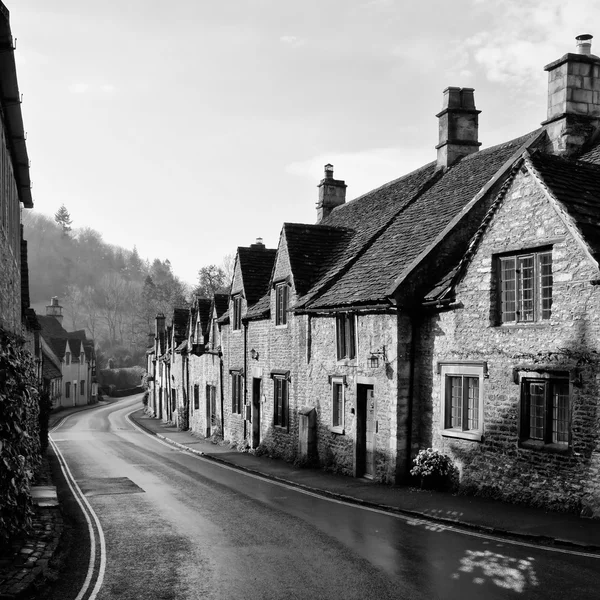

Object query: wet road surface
[42,395,600,600]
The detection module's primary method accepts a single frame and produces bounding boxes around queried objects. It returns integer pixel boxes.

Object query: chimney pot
[324,163,334,179]
[576,33,593,55]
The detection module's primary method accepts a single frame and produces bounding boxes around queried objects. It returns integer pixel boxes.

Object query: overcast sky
[10,0,600,285]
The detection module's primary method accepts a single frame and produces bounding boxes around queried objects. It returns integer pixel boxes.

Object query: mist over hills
[23,211,188,367]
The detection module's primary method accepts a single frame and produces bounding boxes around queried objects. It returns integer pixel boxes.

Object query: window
[521,375,570,448]
[232,296,242,331]
[231,372,243,414]
[194,384,200,410]
[275,283,289,326]
[273,376,289,429]
[439,363,485,441]
[65,352,71,365]
[80,380,85,396]
[336,314,356,360]
[81,352,85,363]
[498,250,552,324]
[172,389,177,411]
[211,319,219,350]
[331,379,345,433]
[65,382,71,398]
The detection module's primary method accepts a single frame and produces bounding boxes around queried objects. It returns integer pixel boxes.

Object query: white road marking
[125,407,600,560]
[50,435,107,600]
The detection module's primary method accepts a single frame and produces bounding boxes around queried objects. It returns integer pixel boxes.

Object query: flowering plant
[410,448,454,479]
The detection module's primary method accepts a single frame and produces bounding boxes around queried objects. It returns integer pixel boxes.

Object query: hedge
[0,328,41,548]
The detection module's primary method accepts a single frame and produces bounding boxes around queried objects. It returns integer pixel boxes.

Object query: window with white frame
[439,363,485,441]
[519,372,570,449]
[336,314,356,360]
[331,378,345,433]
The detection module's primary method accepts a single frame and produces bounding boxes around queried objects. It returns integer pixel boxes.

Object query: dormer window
[65,352,71,365]
[232,295,242,331]
[275,283,289,326]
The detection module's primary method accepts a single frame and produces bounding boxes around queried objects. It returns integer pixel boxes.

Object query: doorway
[251,378,261,449]
[355,384,376,479]
[205,384,216,437]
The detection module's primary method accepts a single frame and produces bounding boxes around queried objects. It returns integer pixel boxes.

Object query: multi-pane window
[445,376,479,431]
[275,283,289,326]
[498,250,552,323]
[232,296,242,331]
[521,377,570,446]
[194,384,200,410]
[331,380,345,433]
[439,363,485,441]
[231,372,243,414]
[336,314,356,360]
[273,376,289,429]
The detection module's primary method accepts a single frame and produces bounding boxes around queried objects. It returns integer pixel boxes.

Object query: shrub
[0,329,42,548]
[410,448,457,491]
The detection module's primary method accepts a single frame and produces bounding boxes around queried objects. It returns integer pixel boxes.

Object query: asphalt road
[40,394,600,600]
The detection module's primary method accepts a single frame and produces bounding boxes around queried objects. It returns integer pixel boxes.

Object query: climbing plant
[0,328,41,548]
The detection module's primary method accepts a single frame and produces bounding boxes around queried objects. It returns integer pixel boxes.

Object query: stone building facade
[0,4,33,334]
[148,36,600,516]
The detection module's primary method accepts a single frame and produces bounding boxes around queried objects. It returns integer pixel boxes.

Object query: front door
[355,384,376,478]
[252,378,261,449]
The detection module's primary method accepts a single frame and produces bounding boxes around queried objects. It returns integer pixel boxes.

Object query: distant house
[37,298,96,407]
[0,2,34,336]
[149,34,600,516]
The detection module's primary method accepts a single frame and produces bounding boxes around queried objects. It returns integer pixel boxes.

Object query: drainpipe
[243,321,248,441]
[405,310,418,480]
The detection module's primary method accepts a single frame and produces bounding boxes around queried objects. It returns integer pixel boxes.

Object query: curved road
[43,394,600,600]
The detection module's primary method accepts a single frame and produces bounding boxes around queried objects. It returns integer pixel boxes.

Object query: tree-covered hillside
[23,210,188,367]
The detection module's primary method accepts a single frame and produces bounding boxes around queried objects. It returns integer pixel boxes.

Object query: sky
[9,0,600,286]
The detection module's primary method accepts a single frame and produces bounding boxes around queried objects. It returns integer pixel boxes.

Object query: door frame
[354,383,375,478]
[251,377,261,449]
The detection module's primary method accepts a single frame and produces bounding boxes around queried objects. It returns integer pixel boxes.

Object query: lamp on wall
[250,348,259,360]
[368,345,387,369]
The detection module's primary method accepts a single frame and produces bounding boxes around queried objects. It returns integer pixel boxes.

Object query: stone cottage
[149,34,600,515]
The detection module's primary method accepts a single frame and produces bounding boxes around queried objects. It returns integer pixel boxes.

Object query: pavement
[0,397,119,600]
[129,408,600,554]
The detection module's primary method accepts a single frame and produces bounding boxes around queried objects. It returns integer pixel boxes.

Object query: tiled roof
[300,131,540,309]
[246,292,270,320]
[283,223,354,297]
[527,150,600,263]
[42,351,62,380]
[578,138,600,166]
[196,298,212,336]
[172,308,189,343]
[237,246,277,306]
[213,293,229,318]
[37,317,91,359]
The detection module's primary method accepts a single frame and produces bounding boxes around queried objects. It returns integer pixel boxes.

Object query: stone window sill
[329,426,345,435]
[442,428,483,442]
[519,439,570,454]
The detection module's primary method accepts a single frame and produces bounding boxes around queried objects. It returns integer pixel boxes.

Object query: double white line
[49,434,106,600]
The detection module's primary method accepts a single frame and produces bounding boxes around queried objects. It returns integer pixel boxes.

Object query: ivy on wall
[0,328,41,548]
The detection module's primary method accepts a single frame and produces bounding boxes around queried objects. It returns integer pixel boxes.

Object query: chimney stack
[436,87,481,170]
[46,297,63,324]
[316,164,346,222]
[155,313,166,337]
[543,34,600,156]
[250,237,265,249]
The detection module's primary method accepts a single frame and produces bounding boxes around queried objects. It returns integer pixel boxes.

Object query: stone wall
[419,168,600,514]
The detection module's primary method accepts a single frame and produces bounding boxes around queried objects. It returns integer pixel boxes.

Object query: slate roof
[297,131,540,309]
[172,308,189,344]
[213,293,229,319]
[37,316,91,360]
[42,351,62,380]
[237,246,277,306]
[526,150,600,263]
[196,298,212,336]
